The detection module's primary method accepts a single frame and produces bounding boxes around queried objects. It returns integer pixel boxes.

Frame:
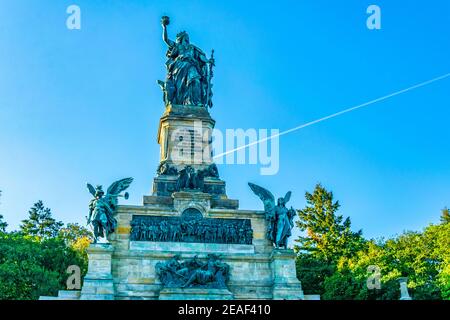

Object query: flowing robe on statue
[274,206,292,247]
[89,197,117,238]
[165,44,208,105]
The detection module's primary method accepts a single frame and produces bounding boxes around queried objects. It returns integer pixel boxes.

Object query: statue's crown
[176,31,189,41]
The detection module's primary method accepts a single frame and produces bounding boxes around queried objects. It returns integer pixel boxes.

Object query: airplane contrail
[213,72,450,160]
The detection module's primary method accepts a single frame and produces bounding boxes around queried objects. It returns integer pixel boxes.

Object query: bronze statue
[86,178,133,243]
[174,164,220,192]
[206,163,219,178]
[176,165,197,190]
[157,160,178,176]
[130,215,253,245]
[248,182,295,249]
[156,254,230,289]
[158,16,215,108]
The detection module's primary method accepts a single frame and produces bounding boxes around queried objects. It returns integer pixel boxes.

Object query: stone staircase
[39,290,81,300]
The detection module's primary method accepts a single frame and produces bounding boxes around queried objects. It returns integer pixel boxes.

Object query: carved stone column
[270,249,304,300]
[80,243,115,300]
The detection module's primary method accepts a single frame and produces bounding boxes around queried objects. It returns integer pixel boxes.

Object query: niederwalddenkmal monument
[42,16,304,300]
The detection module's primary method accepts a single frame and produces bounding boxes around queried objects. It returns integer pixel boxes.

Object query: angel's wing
[106,177,133,196]
[87,183,96,197]
[284,191,292,204]
[248,182,275,213]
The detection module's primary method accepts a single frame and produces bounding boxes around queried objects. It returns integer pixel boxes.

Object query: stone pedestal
[159,287,234,300]
[398,277,412,300]
[80,243,115,300]
[39,290,81,300]
[157,104,215,169]
[270,249,304,300]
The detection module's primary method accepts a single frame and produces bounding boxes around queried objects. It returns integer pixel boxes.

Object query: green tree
[295,254,334,295]
[0,215,7,233]
[322,221,449,300]
[58,223,92,276]
[295,183,364,262]
[322,240,405,300]
[0,232,86,300]
[0,200,92,300]
[424,222,450,299]
[58,223,93,246]
[0,191,8,232]
[441,207,450,224]
[20,200,63,240]
[294,183,365,295]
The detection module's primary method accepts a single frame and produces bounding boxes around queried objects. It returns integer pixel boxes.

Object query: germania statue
[157,16,215,108]
[248,183,296,249]
[86,178,133,243]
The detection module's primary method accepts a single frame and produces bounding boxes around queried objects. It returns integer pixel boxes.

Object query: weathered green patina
[248,183,296,249]
[157,16,215,108]
[86,178,133,242]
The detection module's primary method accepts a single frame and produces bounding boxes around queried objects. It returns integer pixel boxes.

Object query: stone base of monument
[40,207,307,300]
[39,290,81,300]
[103,199,306,300]
[79,243,115,300]
[159,287,234,300]
[39,191,307,301]
[80,278,115,300]
[271,249,305,300]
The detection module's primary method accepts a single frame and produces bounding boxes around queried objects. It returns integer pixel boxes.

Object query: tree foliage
[0,232,87,300]
[294,183,365,295]
[0,215,7,233]
[0,191,8,232]
[321,224,449,300]
[0,200,91,300]
[295,183,365,262]
[20,200,63,240]
[58,223,93,246]
[58,223,93,273]
[441,207,450,224]
[295,184,450,300]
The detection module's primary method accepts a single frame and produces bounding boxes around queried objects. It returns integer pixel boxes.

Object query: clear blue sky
[0,0,449,240]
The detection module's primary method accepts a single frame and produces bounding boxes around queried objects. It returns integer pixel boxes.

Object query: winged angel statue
[248,183,296,249]
[87,178,133,243]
